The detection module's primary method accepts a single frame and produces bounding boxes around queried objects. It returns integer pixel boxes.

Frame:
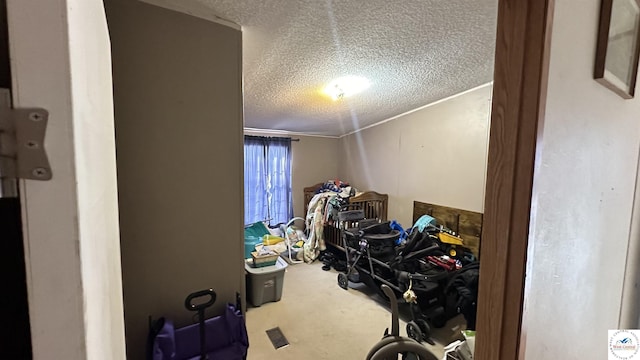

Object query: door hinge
[0,88,52,182]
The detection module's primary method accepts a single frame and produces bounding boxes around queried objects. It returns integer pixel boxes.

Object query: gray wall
[105,1,244,358]
[339,84,491,228]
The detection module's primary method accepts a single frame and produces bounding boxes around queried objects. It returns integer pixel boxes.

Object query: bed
[412,200,483,258]
[303,182,389,250]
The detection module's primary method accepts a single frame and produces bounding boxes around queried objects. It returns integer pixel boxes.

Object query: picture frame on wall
[594,0,640,99]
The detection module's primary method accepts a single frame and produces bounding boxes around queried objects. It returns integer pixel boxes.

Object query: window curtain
[244,136,293,225]
[266,137,292,225]
[244,137,268,225]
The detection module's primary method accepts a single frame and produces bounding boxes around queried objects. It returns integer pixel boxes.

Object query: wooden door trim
[476,1,554,359]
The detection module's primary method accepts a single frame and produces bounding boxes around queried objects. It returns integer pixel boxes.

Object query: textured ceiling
[152,0,498,136]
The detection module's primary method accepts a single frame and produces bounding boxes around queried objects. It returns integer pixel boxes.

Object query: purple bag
[150,291,249,360]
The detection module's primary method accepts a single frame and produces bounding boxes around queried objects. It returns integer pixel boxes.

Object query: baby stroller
[147,289,249,360]
[337,211,477,342]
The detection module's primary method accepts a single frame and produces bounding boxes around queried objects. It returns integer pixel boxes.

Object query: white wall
[521,1,640,359]
[244,131,340,219]
[7,0,125,358]
[339,84,492,228]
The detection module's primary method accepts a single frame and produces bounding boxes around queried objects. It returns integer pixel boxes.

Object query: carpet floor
[244,259,467,359]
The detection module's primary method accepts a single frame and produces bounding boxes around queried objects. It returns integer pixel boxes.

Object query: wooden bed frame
[303,183,388,249]
[412,200,483,258]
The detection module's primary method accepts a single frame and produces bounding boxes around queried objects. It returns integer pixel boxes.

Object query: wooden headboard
[413,201,483,257]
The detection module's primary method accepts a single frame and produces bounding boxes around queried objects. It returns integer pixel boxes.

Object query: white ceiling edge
[245,82,494,139]
[340,82,494,138]
[243,128,339,139]
[138,0,241,30]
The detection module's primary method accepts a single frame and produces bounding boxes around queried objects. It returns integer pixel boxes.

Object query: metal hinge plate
[0,89,52,181]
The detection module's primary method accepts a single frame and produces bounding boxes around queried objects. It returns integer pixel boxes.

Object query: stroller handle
[185,289,217,312]
[381,285,399,337]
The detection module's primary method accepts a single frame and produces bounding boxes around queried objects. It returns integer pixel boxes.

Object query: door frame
[6,0,125,358]
[476,1,555,359]
[6,0,554,358]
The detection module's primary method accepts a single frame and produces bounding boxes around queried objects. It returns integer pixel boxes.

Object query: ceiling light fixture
[323,75,370,101]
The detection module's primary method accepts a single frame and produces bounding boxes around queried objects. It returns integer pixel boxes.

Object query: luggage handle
[185,289,217,360]
[184,289,216,312]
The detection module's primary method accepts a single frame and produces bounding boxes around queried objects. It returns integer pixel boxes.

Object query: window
[244,136,292,226]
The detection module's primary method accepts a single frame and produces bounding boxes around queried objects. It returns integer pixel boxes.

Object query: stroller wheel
[337,273,349,290]
[347,270,361,283]
[406,321,423,343]
[415,319,431,340]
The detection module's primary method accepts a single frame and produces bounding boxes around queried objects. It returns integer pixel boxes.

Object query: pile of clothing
[315,179,353,195]
[303,180,358,263]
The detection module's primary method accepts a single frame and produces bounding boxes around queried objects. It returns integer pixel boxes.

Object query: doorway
[4,0,556,359]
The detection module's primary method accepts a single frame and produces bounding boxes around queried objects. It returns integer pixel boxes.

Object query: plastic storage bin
[245,257,288,307]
